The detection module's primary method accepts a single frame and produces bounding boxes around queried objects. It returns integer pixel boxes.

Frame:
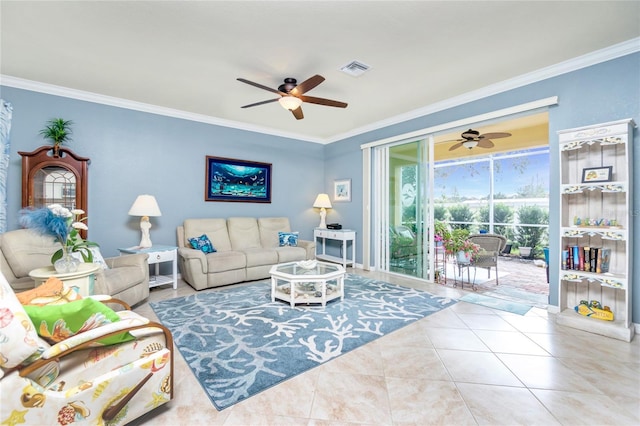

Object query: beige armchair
[469,233,507,285]
[0,229,150,307]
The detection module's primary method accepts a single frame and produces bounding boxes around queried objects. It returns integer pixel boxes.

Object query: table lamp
[128,194,162,248]
[313,193,332,229]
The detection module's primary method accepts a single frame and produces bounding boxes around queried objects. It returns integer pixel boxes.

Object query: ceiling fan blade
[477,139,495,148]
[480,132,511,139]
[237,78,287,96]
[448,142,464,151]
[240,98,279,108]
[441,138,464,143]
[291,106,304,120]
[299,95,348,108]
[291,75,325,96]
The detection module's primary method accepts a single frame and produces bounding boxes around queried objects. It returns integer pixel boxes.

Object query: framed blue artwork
[205,156,272,203]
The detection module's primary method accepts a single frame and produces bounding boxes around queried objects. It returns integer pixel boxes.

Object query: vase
[456,250,471,264]
[54,251,80,273]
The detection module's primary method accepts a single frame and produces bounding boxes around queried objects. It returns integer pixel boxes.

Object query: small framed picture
[581,166,612,183]
[334,178,351,202]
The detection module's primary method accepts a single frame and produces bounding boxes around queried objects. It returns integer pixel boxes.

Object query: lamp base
[318,208,327,229]
[139,216,153,248]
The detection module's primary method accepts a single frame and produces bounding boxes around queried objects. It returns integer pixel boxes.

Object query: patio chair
[469,233,507,285]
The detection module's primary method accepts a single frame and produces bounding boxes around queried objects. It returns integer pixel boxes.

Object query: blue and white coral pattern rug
[150,274,456,410]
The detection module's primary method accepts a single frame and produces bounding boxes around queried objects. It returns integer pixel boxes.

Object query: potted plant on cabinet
[39,118,73,156]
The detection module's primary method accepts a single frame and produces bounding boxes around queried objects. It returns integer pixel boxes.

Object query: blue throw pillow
[189,234,216,253]
[278,232,299,247]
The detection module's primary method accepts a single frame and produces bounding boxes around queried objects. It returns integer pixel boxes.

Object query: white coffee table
[269,261,346,307]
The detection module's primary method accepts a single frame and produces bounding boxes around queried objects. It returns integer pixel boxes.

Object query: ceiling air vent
[339,60,371,77]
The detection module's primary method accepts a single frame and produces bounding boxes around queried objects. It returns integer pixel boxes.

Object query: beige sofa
[0,229,150,307]
[177,217,315,290]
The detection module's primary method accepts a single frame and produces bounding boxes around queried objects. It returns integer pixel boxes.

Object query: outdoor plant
[448,204,475,230]
[39,118,73,148]
[515,205,549,256]
[434,219,451,244]
[443,228,480,258]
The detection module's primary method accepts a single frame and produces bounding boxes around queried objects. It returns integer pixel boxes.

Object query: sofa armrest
[105,253,149,269]
[177,247,207,273]
[297,239,316,260]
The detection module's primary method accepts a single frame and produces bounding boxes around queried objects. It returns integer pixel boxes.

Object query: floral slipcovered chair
[0,272,173,425]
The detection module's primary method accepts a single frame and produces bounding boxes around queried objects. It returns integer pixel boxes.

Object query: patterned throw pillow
[278,232,299,247]
[23,298,134,346]
[0,272,42,368]
[189,234,216,253]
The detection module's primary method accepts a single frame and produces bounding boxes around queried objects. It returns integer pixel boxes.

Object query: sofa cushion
[189,234,216,253]
[242,248,278,268]
[184,218,232,252]
[258,217,292,248]
[228,217,261,250]
[1,229,58,278]
[278,232,299,247]
[206,251,246,272]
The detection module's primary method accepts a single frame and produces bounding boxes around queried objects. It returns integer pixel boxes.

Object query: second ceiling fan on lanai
[446,129,512,151]
[237,74,348,120]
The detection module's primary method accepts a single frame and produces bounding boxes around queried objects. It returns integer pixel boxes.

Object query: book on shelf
[562,246,610,274]
[583,246,590,272]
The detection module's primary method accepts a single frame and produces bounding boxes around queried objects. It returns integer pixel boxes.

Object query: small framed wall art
[205,156,272,202]
[333,178,351,202]
[581,166,612,183]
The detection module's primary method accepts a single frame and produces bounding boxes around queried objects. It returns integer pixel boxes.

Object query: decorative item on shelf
[573,216,620,228]
[296,260,318,270]
[575,300,614,321]
[19,204,98,273]
[39,118,73,157]
[581,166,612,183]
[128,194,162,248]
[313,193,332,229]
[442,228,480,261]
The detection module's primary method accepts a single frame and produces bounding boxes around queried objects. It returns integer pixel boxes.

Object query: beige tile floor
[131,269,639,425]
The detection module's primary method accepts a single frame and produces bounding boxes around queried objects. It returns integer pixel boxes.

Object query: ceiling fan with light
[446,129,512,151]
[236,75,347,120]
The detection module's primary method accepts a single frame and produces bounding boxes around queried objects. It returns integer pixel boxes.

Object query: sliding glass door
[374,137,435,280]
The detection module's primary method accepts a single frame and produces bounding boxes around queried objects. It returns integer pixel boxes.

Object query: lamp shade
[278,96,303,111]
[462,140,478,149]
[128,195,162,217]
[313,193,332,209]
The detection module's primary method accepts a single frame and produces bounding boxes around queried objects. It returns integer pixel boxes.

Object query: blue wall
[2,52,639,321]
[324,52,639,320]
[1,86,326,255]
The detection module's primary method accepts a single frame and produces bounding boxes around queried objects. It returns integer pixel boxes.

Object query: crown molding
[1,37,637,145]
[327,37,640,144]
[0,75,324,144]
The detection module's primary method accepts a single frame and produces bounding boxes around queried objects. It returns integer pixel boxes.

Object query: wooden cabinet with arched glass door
[19,146,90,230]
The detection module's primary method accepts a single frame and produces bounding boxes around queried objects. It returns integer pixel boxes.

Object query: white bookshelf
[556,119,634,341]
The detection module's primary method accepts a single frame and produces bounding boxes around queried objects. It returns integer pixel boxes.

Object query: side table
[29,263,101,297]
[118,245,178,289]
[314,228,356,268]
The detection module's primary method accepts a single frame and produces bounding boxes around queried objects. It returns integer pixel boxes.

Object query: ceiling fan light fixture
[278,95,302,111]
[462,140,478,149]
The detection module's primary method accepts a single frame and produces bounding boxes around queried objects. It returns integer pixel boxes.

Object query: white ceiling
[1,1,639,144]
